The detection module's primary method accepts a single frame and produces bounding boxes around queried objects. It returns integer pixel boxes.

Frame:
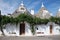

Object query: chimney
[31,9,34,15]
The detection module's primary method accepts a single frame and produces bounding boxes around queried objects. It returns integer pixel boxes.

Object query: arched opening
[50,25,53,34]
[20,23,25,35]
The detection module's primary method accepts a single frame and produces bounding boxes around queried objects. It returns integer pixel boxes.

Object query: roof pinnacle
[41,2,44,7]
[58,8,60,11]
[20,1,24,6]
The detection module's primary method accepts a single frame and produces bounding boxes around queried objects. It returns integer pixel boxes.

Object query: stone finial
[41,2,44,7]
[58,8,60,11]
[20,1,24,6]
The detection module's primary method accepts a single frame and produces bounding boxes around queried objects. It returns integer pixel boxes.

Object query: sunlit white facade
[0,1,60,36]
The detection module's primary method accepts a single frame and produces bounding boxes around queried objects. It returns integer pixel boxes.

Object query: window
[37,28,38,30]
[21,8,24,10]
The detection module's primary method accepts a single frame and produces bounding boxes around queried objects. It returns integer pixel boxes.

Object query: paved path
[0,35,60,40]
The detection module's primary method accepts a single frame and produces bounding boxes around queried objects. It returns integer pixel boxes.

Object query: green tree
[0,15,8,35]
[17,14,35,34]
[49,17,60,25]
[41,19,49,24]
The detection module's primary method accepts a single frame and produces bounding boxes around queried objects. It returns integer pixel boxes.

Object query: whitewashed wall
[25,22,33,36]
[4,23,19,36]
[0,30,2,36]
[4,22,32,36]
[34,24,50,36]
[53,24,60,35]
[34,23,60,36]
[3,22,60,36]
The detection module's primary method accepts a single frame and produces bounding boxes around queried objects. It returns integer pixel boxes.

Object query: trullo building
[35,3,51,19]
[0,1,60,36]
[2,1,33,36]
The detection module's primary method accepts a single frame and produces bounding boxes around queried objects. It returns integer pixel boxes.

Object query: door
[50,25,53,34]
[20,23,25,35]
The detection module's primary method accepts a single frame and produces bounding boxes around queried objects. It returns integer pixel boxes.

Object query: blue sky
[0,0,60,16]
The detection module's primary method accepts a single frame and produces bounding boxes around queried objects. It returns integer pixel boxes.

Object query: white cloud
[0,0,18,15]
[0,0,41,15]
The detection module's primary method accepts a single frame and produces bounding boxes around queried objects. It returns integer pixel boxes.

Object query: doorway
[50,25,53,34]
[20,23,25,35]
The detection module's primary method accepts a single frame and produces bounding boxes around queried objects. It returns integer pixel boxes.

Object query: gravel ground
[0,35,60,40]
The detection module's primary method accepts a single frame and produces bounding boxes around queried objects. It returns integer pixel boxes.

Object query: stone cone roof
[35,5,51,19]
[10,1,31,18]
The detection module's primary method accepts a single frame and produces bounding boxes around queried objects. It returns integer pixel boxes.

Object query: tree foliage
[0,13,60,35]
[1,14,60,25]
